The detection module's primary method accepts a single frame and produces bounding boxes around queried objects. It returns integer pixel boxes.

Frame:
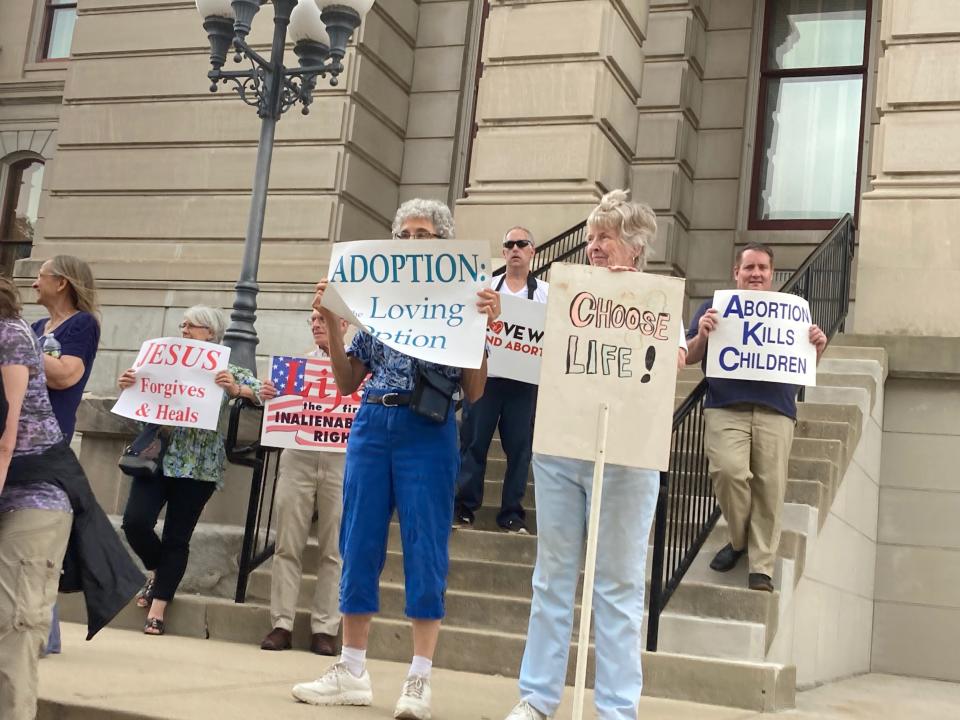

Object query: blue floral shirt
[347,332,461,393]
[161,363,262,488]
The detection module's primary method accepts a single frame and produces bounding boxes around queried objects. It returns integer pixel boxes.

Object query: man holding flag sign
[685,243,827,593]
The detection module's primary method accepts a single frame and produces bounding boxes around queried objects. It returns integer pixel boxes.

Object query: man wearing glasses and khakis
[454,226,548,535]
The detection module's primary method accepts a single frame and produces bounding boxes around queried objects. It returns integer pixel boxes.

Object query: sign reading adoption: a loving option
[111,337,230,431]
[321,240,489,368]
[486,293,547,384]
[533,264,685,471]
[706,289,817,386]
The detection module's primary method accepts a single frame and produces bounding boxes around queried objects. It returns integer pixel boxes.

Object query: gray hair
[586,189,657,270]
[392,198,455,239]
[502,225,535,247]
[183,305,227,343]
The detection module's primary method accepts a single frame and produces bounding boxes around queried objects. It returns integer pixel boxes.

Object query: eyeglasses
[307,316,324,326]
[179,322,209,331]
[503,239,532,250]
[393,230,439,240]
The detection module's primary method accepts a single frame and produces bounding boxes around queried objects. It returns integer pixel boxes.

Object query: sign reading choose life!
[320,239,490,368]
[533,264,685,471]
[706,289,817,386]
[112,336,231,431]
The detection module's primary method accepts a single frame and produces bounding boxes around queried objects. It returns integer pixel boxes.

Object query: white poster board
[112,337,230,431]
[320,239,490,368]
[485,294,547,384]
[532,264,685,471]
[705,289,817,386]
[260,355,364,452]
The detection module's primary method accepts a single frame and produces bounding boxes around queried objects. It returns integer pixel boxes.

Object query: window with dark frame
[749,0,871,230]
[39,0,78,60]
[0,160,45,277]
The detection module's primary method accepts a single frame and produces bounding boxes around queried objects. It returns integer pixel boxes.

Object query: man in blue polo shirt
[685,243,826,592]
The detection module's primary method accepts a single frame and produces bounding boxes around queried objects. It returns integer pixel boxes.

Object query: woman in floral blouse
[117,305,275,635]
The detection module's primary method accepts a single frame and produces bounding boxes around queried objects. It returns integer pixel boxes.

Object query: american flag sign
[260,355,364,452]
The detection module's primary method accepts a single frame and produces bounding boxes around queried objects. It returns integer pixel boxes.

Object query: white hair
[392,198,455,239]
[183,305,227,343]
[587,189,657,270]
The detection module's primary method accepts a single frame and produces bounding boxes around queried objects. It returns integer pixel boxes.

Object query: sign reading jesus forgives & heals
[112,337,231,431]
[320,239,490,369]
[533,264,685,471]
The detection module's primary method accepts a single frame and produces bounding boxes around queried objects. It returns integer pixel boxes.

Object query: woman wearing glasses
[292,199,500,720]
[116,305,275,635]
[29,255,100,654]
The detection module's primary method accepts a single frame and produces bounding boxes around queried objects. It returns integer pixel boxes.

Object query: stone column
[855,0,960,337]
[455,0,651,251]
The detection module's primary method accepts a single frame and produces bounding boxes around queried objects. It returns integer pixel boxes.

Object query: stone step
[56,596,794,711]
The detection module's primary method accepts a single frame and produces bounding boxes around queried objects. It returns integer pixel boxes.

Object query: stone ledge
[834,334,960,380]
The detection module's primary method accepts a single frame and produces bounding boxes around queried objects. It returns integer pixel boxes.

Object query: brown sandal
[143,617,165,635]
[135,577,155,609]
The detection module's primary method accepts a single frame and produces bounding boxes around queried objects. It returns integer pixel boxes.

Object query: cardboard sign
[486,294,547,384]
[533,264,685,470]
[706,290,817,386]
[260,354,364,452]
[112,337,230,431]
[321,239,490,368]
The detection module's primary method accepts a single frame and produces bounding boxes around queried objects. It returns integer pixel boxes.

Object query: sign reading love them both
[112,337,231,431]
[320,239,490,368]
[706,289,817,386]
[533,264,686,471]
[261,354,365,452]
[486,293,547,384]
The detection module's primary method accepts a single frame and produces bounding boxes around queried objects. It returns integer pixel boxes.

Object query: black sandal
[136,577,155,609]
[143,617,165,635]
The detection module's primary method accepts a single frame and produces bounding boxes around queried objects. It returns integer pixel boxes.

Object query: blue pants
[456,377,536,526]
[518,454,659,720]
[339,401,459,620]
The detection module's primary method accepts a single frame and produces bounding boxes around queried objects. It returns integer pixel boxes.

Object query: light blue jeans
[518,453,659,720]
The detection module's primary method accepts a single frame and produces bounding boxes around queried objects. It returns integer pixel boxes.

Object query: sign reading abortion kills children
[112,337,231,431]
[706,289,817,386]
[486,293,547,385]
[533,264,685,471]
[261,355,364,452]
[321,239,490,368]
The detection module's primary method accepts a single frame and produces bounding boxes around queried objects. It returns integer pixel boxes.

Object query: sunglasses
[503,240,532,250]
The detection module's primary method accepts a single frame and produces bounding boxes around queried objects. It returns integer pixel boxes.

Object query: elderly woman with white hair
[292,199,500,720]
[504,190,687,720]
[116,305,273,636]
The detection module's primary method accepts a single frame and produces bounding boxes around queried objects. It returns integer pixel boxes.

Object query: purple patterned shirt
[0,317,70,514]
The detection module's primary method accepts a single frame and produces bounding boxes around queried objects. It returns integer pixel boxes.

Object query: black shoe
[709,543,746,572]
[501,518,529,535]
[748,573,774,592]
[453,509,474,529]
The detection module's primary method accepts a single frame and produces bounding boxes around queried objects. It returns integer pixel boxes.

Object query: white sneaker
[291,662,373,706]
[504,700,548,720]
[394,674,432,720]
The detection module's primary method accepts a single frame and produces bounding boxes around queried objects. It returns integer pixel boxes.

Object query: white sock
[408,655,432,679]
[340,646,366,678]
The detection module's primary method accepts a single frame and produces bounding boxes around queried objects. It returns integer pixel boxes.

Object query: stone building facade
[1,0,958,689]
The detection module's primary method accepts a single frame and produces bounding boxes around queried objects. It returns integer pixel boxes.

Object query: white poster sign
[321,239,490,368]
[706,290,817,386]
[486,294,547,384]
[260,355,364,452]
[533,264,685,470]
[112,337,230,431]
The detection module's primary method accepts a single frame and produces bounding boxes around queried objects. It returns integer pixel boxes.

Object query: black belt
[365,392,411,407]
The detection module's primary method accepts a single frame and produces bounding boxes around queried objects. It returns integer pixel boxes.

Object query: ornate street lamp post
[194,0,375,372]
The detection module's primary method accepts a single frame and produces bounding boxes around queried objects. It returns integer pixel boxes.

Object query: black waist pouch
[409,366,457,423]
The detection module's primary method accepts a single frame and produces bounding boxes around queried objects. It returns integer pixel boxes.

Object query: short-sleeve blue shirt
[687,300,798,420]
[347,331,461,393]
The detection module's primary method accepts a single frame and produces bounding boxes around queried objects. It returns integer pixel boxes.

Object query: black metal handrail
[226,399,283,603]
[644,214,856,651]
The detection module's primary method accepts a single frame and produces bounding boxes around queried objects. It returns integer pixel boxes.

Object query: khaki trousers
[270,449,344,635]
[704,406,794,576]
[0,509,72,720]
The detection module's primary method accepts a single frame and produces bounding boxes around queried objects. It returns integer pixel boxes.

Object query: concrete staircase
[59,344,886,714]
